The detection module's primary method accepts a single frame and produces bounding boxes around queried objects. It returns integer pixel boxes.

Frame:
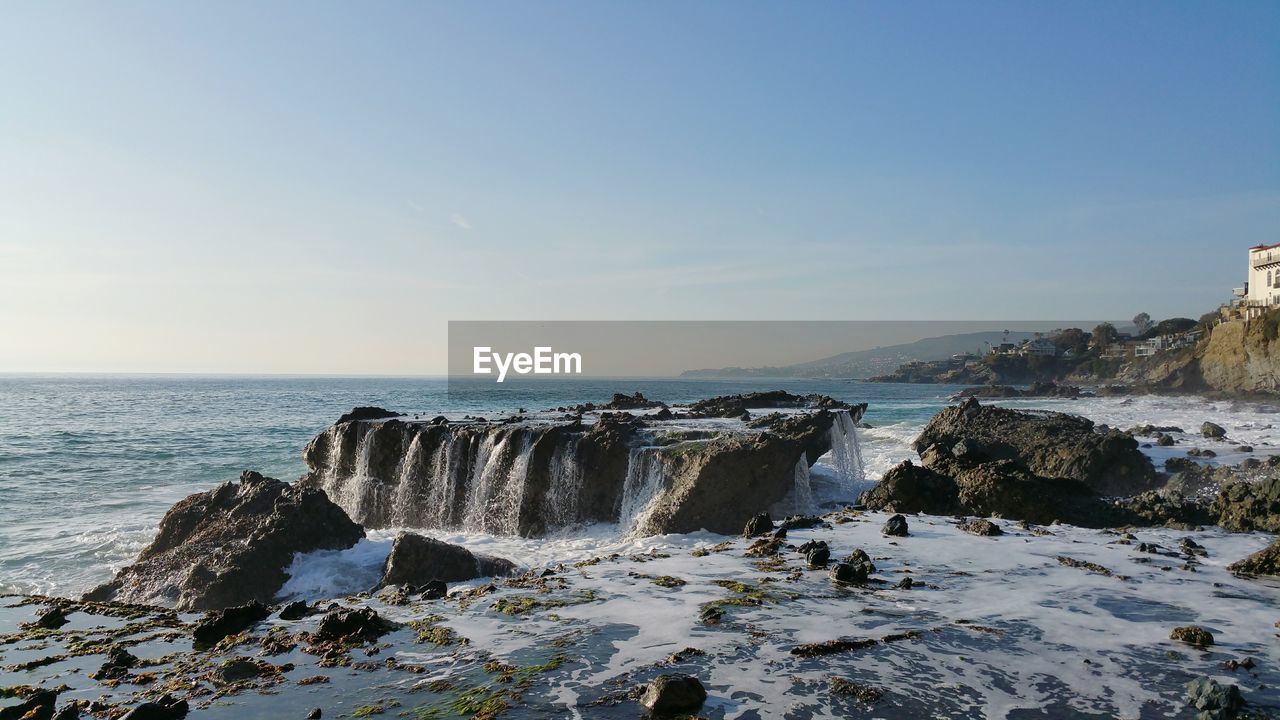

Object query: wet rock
[85,471,364,610]
[213,657,264,684]
[882,513,909,537]
[862,462,957,516]
[779,515,825,531]
[830,549,875,583]
[119,694,188,720]
[314,607,395,643]
[1116,491,1212,530]
[915,400,1157,495]
[420,579,448,599]
[742,513,773,537]
[1157,433,1177,447]
[1213,477,1280,533]
[790,638,877,657]
[336,406,402,424]
[1170,625,1215,648]
[1227,537,1280,577]
[1201,422,1227,439]
[307,710,322,720]
[958,518,1003,536]
[896,577,914,589]
[278,600,315,621]
[34,604,70,629]
[830,677,885,703]
[639,674,707,714]
[91,646,140,680]
[380,533,517,586]
[1237,445,1254,453]
[1181,538,1207,557]
[799,540,831,567]
[1184,676,1243,720]
[192,601,270,645]
[52,703,80,720]
[0,689,58,720]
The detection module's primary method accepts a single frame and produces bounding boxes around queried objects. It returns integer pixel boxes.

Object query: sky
[1,1,1277,374]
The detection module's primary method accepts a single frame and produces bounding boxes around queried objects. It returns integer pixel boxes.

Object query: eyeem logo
[473,346,582,382]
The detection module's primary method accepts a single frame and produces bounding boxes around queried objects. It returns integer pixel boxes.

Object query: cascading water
[618,447,666,536]
[544,436,584,528]
[828,409,867,489]
[769,458,815,517]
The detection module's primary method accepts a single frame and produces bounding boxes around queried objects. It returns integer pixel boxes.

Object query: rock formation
[379,533,517,586]
[301,394,867,537]
[84,471,364,611]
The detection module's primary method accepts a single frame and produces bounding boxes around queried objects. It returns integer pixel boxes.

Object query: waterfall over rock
[301,397,867,537]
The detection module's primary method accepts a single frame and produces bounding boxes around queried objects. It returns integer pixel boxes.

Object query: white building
[1021,338,1058,357]
[1247,243,1280,307]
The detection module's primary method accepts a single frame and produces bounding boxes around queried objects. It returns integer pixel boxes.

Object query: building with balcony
[1247,243,1280,308]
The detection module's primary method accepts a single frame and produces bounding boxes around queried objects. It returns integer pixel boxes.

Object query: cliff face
[1122,315,1280,395]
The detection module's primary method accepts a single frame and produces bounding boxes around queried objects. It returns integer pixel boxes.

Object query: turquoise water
[0,375,961,595]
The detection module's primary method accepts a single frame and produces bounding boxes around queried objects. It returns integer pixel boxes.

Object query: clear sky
[1,1,1276,374]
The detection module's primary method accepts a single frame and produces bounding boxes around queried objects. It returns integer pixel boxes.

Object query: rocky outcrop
[336,406,403,424]
[1227,537,1280,577]
[379,533,517,586]
[861,459,1117,527]
[1213,477,1280,532]
[85,471,364,611]
[952,382,1083,400]
[301,394,867,537]
[1121,314,1280,395]
[914,399,1157,496]
[683,391,856,418]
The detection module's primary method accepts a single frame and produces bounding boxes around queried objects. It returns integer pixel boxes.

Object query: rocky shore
[4,392,1280,719]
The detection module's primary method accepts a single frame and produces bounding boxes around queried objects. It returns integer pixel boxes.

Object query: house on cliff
[1244,243,1280,317]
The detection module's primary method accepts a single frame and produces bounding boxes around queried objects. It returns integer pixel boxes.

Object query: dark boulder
[0,690,58,720]
[914,400,1157,495]
[882,513,910,537]
[314,607,395,643]
[91,646,140,680]
[85,471,364,610]
[119,695,188,720]
[379,533,517,587]
[278,601,315,621]
[639,674,707,714]
[1227,538,1280,577]
[336,407,402,424]
[192,601,270,645]
[1171,625,1215,647]
[799,540,831,567]
[742,513,773,537]
[861,463,957,516]
[1201,422,1227,439]
[1116,491,1212,530]
[831,549,875,583]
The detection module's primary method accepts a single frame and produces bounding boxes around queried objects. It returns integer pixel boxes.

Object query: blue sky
[1,1,1276,373]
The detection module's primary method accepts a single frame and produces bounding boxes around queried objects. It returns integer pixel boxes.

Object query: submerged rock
[639,674,707,714]
[914,399,1157,495]
[379,533,517,586]
[830,549,875,583]
[84,471,364,611]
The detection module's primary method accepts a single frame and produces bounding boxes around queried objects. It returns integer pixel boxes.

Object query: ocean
[3,375,1280,718]
[2,374,1275,597]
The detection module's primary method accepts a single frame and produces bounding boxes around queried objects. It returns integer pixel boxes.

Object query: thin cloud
[450,213,473,230]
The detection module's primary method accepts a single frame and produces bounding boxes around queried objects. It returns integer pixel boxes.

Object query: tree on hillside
[1133,312,1152,335]
[1092,322,1119,349]
[1051,327,1090,355]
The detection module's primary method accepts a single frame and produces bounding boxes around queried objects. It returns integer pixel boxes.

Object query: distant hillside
[681,330,1040,379]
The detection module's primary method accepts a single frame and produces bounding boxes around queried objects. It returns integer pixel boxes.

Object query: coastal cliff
[1122,313,1280,394]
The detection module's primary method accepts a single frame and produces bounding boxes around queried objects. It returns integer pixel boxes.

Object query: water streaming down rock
[301,400,866,537]
[619,447,667,535]
[828,409,867,490]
